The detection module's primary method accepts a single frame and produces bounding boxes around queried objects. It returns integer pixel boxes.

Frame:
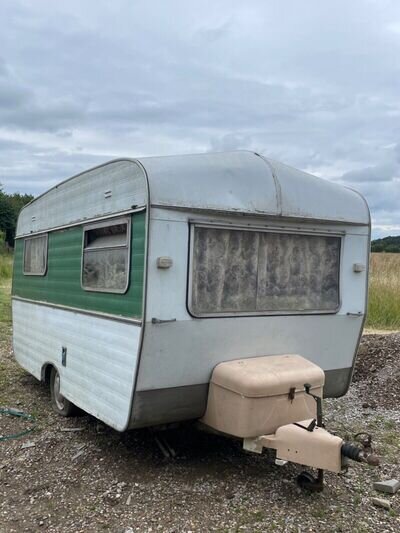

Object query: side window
[24,234,48,276]
[82,218,131,294]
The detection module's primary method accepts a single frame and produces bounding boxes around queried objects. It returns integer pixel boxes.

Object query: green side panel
[12,212,146,318]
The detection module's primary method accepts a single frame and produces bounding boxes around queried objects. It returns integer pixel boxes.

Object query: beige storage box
[201,354,325,438]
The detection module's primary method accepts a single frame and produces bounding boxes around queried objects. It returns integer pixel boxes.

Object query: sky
[0,0,399,239]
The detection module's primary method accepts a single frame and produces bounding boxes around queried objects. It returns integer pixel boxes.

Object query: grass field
[0,251,399,330]
[366,252,400,330]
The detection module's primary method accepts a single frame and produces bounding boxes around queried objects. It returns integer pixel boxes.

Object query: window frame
[187,222,343,318]
[81,216,131,294]
[23,234,49,276]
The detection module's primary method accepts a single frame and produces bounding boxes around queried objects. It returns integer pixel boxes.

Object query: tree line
[0,185,34,249]
[371,236,400,253]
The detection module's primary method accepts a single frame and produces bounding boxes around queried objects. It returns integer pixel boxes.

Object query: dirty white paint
[12,299,141,430]
[136,208,369,393]
[139,151,369,225]
[16,160,147,237]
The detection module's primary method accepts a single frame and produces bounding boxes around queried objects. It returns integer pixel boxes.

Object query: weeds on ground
[0,251,12,330]
[0,282,11,327]
[0,253,12,284]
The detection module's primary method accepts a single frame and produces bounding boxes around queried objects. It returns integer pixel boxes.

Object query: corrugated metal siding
[12,212,146,318]
[16,160,147,237]
[12,299,140,430]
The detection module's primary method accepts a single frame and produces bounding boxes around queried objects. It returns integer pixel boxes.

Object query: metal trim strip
[189,220,346,237]
[123,159,151,431]
[11,296,142,325]
[342,188,372,395]
[150,203,369,226]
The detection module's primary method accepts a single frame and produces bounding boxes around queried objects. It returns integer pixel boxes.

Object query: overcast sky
[0,0,399,238]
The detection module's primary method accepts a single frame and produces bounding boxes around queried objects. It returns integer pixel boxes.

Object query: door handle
[151,318,177,324]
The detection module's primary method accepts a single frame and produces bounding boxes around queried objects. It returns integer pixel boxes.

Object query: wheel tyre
[297,471,324,493]
[49,367,78,417]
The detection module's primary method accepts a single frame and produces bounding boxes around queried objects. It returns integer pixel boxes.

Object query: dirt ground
[1,324,399,532]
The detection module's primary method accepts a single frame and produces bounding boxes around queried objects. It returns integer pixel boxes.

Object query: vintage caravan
[12,151,375,490]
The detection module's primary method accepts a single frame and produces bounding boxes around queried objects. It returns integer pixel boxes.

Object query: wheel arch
[41,362,56,384]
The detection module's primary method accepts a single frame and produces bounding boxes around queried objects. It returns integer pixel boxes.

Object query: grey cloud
[195,19,233,43]
[0,146,109,195]
[341,163,399,183]
[209,132,254,152]
[4,100,85,132]
[0,138,31,152]
[0,80,30,107]
[0,0,399,238]
[0,56,86,133]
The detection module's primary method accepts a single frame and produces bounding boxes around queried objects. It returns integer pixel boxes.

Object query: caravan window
[24,234,48,275]
[190,225,341,316]
[82,218,130,293]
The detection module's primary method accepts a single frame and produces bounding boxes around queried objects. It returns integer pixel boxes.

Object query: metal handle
[151,318,177,324]
[346,312,363,317]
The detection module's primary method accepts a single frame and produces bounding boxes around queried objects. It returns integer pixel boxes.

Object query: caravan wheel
[49,367,78,417]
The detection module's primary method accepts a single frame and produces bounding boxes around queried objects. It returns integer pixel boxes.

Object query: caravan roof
[16,151,369,237]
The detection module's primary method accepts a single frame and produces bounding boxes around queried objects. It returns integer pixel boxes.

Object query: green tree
[0,184,34,247]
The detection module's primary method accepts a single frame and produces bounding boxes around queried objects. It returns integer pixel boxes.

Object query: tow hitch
[243,383,380,492]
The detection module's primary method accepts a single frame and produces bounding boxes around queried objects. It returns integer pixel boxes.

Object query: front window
[82,218,130,293]
[190,225,340,316]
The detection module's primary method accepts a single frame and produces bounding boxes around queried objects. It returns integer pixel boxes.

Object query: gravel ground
[353,333,400,410]
[0,323,399,532]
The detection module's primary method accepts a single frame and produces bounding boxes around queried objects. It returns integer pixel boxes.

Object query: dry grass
[366,252,400,330]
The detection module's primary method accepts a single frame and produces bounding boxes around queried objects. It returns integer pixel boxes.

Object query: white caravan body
[12,151,370,431]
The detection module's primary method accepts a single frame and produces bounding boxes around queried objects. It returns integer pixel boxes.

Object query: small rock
[21,441,35,449]
[372,497,391,510]
[126,493,133,506]
[373,479,400,494]
[72,449,85,461]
